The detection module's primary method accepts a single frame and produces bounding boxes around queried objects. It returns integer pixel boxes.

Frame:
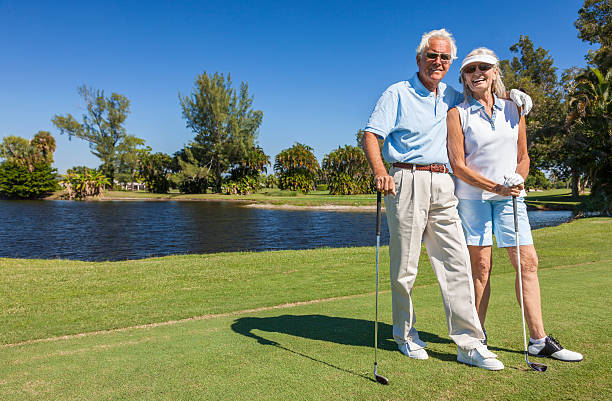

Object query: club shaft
[513,196,529,362]
[374,192,381,369]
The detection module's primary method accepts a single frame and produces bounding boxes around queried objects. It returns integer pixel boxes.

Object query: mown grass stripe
[4,258,607,350]
[2,292,376,348]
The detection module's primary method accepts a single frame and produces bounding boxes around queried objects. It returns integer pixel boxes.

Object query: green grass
[1,218,610,400]
[92,189,378,207]
[48,187,588,210]
[524,188,589,210]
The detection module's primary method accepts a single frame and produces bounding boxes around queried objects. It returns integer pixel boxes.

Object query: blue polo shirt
[364,72,463,165]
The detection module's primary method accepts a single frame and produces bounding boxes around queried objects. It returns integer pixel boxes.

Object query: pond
[0,200,573,261]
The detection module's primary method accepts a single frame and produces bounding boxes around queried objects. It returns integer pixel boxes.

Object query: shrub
[221,176,259,195]
[175,176,208,194]
[262,174,277,188]
[276,170,318,193]
[322,145,374,195]
[274,143,319,193]
[138,152,173,193]
[60,168,109,200]
[0,161,59,199]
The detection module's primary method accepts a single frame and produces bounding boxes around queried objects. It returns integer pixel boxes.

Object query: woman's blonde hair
[460,47,506,100]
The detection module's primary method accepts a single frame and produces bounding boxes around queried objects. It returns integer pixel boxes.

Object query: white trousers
[385,167,484,350]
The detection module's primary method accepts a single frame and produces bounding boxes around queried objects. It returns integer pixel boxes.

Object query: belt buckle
[431,164,447,173]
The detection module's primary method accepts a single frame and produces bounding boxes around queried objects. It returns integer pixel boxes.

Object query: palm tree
[322,145,373,195]
[569,68,612,133]
[567,67,612,214]
[274,143,320,193]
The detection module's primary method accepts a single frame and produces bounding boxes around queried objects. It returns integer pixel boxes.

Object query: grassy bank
[524,188,588,210]
[1,218,610,399]
[46,189,377,207]
[46,188,587,210]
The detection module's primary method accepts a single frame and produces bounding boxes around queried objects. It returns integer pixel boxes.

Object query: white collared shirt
[453,95,526,200]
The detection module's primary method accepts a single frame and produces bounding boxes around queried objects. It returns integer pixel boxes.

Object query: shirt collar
[409,72,444,97]
[468,94,503,112]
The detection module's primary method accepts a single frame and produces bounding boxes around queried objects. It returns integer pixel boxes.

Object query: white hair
[459,47,506,99]
[416,29,457,60]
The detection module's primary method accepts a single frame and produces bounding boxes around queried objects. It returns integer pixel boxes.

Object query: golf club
[513,195,547,372]
[374,191,389,385]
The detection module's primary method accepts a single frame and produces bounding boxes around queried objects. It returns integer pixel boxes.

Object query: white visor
[460,55,498,72]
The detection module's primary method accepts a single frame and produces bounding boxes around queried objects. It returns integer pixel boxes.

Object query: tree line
[498,0,611,214]
[0,0,610,214]
[0,71,379,199]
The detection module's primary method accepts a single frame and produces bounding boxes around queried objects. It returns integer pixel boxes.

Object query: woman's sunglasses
[463,63,494,74]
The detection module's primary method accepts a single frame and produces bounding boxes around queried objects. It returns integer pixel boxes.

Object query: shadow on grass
[231,314,458,382]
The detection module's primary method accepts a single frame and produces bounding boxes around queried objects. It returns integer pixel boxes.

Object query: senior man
[363,28,531,370]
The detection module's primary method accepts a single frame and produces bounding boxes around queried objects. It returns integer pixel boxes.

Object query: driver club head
[375,374,389,385]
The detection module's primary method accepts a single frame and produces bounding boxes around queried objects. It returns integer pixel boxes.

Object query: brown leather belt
[392,162,449,173]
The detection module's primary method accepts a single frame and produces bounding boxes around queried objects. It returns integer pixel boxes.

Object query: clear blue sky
[0,0,593,173]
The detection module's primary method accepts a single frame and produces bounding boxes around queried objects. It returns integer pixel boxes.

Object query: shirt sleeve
[449,85,465,108]
[364,88,398,140]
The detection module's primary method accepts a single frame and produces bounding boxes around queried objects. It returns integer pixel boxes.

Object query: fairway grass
[1,218,611,400]
[524,189,588,210]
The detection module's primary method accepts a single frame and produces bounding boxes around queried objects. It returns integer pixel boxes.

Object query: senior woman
[446,47,582,362]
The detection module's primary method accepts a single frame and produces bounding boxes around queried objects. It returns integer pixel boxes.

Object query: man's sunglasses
[463,63,494,74]
[425,51,452,62]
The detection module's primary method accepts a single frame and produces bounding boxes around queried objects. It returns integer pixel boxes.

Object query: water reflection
[0,200,572,261]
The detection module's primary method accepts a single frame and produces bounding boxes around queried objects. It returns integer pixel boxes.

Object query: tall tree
[116,135,146,189]
[499,37,583,193]
[567,68,612,214]
[179,71,263,193]
[0,136,32,165]
[509,35,559,92]
[575,0,612,71]
[52,85,142,186]
[30,131,56,166]
[0,131,56,172]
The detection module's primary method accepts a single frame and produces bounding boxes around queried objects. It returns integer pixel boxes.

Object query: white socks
[529,336,547,344]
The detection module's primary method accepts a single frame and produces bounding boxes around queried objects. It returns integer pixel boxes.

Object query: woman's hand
[492,183,523,197]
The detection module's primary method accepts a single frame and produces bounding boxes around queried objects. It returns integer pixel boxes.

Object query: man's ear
[416,54,420,66]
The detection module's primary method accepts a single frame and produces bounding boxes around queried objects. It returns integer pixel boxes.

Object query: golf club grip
[512,196,518,232]
[376,191,382,236]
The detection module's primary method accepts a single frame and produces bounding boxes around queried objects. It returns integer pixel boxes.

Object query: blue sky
[0,0,593,173]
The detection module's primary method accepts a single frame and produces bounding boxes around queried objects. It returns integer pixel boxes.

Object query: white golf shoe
[528,336,583,362]
[457,344,504,371]
[398,339,428,360]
